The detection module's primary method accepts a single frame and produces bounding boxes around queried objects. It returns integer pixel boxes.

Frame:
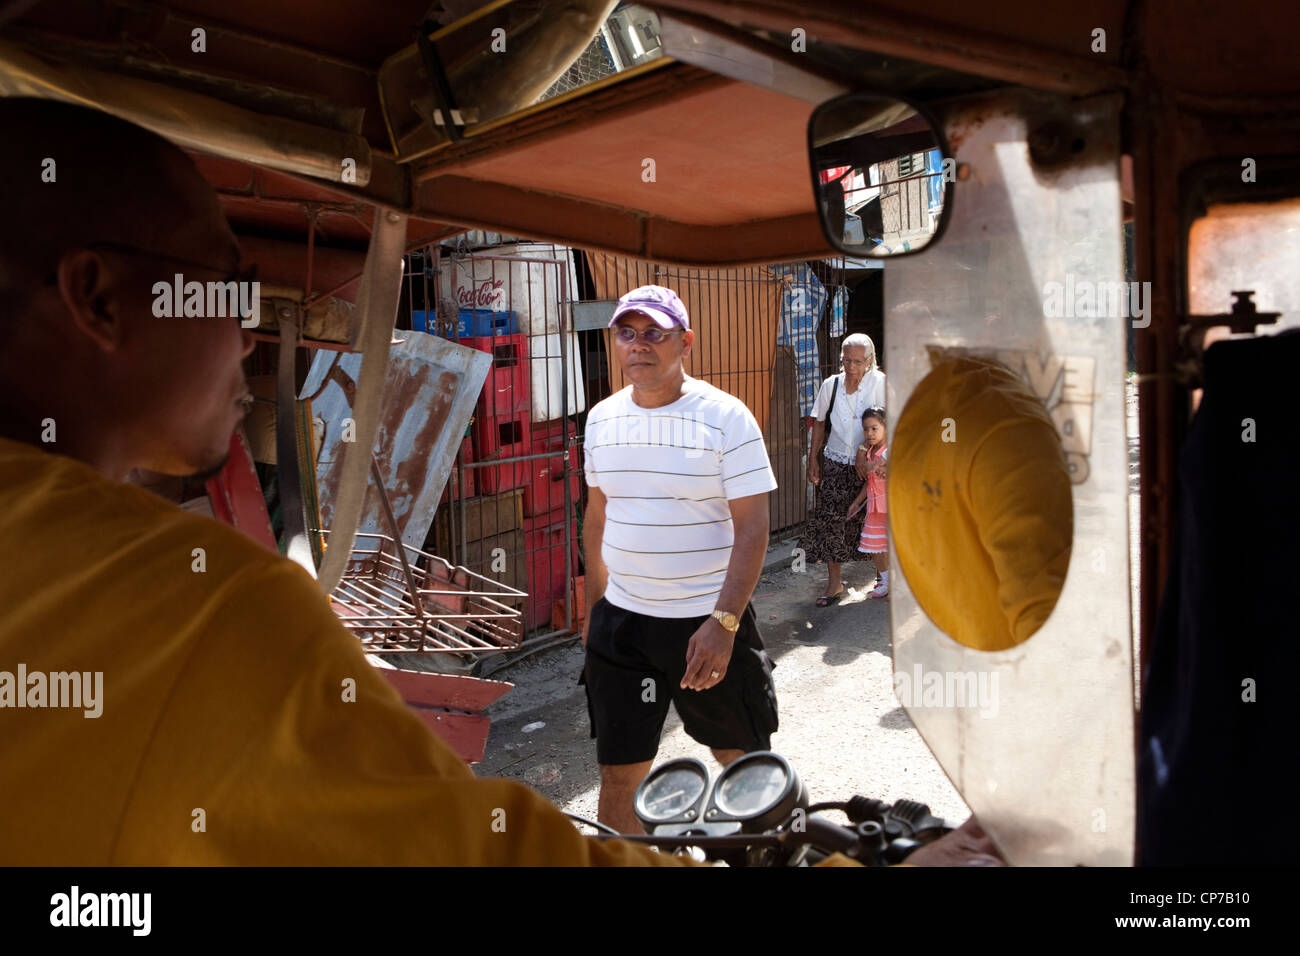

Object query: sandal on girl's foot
[867,582,890,599]
[815,590,846,607]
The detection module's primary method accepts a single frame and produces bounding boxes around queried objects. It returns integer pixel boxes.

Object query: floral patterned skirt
[798,457,870,565]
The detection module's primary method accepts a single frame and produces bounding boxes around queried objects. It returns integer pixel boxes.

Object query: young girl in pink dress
[847,407,890,598]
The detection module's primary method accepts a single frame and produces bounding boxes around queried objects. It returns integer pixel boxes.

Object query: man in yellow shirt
[0,97,997,866]
[890,356,1073,651]
[0,97,690,866]
[0,434,686,865]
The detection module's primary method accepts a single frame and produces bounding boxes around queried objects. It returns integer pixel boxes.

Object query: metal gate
[405,241,585,646]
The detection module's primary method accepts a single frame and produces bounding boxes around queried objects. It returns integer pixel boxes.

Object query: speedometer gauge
[634,757,710,827]
[716,756,788,815]
[705,751,807,832]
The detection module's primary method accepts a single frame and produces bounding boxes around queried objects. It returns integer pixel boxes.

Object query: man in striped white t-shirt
[581,284,779,834]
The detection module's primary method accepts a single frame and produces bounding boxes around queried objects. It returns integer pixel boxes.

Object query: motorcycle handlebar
[568,767,952,865]
[584,809,935,865]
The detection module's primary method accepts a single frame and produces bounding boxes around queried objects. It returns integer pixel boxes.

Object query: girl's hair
[862,405,886,426]
[839,332,878,373]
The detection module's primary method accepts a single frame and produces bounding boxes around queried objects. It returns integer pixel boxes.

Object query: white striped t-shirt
[584,377,777,618]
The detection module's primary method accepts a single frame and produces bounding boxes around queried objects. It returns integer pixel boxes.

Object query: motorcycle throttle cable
[807,802,850,814]
[564,812,622,837]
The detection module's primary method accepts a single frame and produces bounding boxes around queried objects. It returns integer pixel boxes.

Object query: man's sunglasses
[43,242,257,287]
[613,325,684,345]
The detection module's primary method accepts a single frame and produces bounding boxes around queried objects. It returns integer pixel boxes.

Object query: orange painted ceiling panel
[445,80,817,227]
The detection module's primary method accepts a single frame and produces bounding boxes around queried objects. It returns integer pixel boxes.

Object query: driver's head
[0,97,254,480]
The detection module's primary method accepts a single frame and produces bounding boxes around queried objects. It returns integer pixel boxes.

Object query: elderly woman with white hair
[799,333,887,606]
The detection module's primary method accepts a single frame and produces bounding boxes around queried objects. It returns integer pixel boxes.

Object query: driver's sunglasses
[42,242,257,287]
[613,324,684,345]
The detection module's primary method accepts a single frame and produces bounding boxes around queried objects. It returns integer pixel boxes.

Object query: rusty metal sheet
[303,330,490,551]
[314,210,408,594]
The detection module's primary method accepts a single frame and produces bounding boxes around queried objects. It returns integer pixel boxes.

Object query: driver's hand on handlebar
[902,816,1005,867]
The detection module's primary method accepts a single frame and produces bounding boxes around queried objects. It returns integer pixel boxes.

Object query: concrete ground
[474,553,970,826]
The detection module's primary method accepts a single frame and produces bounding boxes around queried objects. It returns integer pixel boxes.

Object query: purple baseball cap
[609,284,690,330]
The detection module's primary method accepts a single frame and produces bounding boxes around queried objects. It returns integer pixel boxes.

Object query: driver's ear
[57,250,128,355]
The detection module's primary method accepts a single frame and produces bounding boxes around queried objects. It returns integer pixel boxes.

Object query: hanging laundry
[773,263,827,416]
[829,285,846,340]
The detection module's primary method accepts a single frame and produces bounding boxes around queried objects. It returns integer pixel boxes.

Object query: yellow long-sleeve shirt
[889,358,1073,651]
[0,437,690,866]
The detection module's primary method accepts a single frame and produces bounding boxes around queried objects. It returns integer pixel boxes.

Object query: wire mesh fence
[401,242,582,643]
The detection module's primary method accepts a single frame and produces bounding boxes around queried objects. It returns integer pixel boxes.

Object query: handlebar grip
[803,816,861,857]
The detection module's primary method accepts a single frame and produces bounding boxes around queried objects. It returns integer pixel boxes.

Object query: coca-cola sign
[456,277,506,310]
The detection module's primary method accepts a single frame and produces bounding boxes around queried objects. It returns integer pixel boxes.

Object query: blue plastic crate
[462,308,517,336]
[410,309,452,335]
[412,309,517,338]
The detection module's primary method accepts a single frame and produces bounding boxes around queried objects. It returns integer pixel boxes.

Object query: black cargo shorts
[579,598,779,766]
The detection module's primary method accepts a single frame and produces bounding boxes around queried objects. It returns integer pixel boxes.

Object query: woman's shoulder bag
[825,374,840,434]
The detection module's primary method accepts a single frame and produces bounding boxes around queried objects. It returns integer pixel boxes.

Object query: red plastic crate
[553,574,586,633]
[465,333,529,416]
[523,517,580,632]
[473,410,531,494]
[439,436,475,505]
[522,422,580,518]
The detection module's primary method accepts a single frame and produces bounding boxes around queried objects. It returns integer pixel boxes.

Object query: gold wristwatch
[711,609,740,632]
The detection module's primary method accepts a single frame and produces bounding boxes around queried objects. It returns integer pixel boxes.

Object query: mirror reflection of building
[809,93,949,257]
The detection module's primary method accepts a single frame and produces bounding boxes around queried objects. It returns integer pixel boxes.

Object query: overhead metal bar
[275,311,317,577]
[658,11,849,104]
[315,209,408,594]
[0,37,374,185]
[649,0,1129,96]
[416,19,467,144]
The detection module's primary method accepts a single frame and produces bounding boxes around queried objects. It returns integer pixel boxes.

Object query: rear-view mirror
[808,92,951,258]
